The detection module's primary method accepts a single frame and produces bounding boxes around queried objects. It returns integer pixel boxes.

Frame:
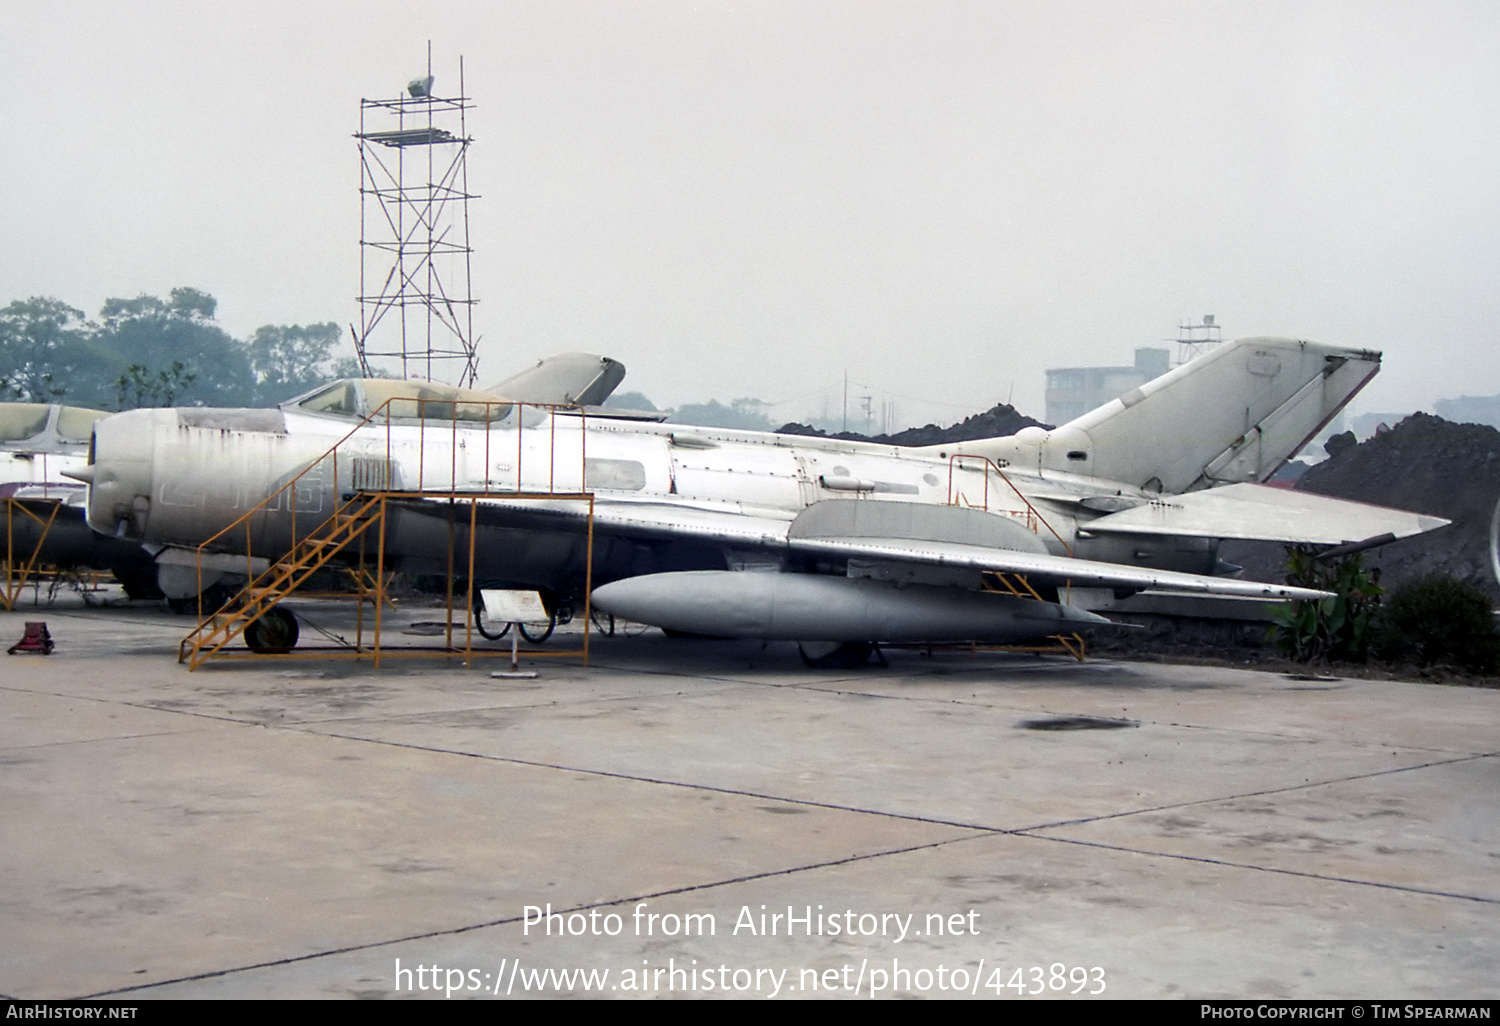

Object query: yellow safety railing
[178,397,594,669]
[2,497,64,611]
[945,453,1071,556]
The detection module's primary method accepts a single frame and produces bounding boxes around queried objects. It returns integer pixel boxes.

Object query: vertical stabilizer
[931,337,1380,494]
[484,353,627,407]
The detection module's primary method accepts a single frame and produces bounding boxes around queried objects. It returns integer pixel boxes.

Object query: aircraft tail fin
[485,353,626,407]
[936,337,1380,494]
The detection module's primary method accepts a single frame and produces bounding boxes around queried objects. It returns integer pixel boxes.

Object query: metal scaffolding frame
[354,53,480,387]
[1173,315,1224,366]
[176,397,596,671]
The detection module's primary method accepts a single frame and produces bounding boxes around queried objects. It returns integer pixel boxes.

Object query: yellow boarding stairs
[178,492,385,668]
[947,453,1086,662]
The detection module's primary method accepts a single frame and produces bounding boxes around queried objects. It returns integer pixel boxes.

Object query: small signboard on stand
[484,589,544,679]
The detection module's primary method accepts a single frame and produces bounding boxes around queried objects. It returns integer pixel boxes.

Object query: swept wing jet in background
[0,402,163,599]
[79,336,1446,651]
[0,402,106,498]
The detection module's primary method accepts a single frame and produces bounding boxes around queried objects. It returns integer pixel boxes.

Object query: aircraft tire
[245,607,300,654]
[474,599,512,640]
[518,615,555,644]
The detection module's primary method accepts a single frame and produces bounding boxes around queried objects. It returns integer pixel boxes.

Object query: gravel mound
[1226,413,1500,599]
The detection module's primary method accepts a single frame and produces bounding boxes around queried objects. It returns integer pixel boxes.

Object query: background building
[1045,347,1170,425]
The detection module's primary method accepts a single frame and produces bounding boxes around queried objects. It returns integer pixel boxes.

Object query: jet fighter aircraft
[23,352,630,609]
[79,336,1447,652]
[0,402,163,600]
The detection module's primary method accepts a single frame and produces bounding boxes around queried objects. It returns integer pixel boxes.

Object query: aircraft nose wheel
[244,606,300,654]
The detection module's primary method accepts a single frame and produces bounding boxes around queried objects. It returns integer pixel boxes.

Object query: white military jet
[66,352,630,608]
[0,402,165,600]
[78,336,1445,653]
[0,401,106,500]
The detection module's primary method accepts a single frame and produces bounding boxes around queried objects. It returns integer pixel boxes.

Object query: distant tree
[113,361,197,409]
[0,298,94,402]
[95,288,255,407]
[602,390,659,411]
[329,356,394,379]
[668,397,775,430]
[0,289,364,411]
[246,322,343,403]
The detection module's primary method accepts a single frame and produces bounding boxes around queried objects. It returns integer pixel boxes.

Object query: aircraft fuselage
[86,403,1216,604]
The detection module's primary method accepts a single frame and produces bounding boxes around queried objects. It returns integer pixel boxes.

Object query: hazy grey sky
[4,1,1497,426]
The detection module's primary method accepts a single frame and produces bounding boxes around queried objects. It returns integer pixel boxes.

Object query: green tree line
[0,288,358,410]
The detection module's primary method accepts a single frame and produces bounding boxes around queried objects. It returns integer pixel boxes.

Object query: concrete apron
[1,598,1496,999]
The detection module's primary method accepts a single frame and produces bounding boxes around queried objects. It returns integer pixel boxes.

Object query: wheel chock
[8,622,55,655]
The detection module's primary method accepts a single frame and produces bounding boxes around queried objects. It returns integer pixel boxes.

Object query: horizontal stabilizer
[1080,482,1449,545]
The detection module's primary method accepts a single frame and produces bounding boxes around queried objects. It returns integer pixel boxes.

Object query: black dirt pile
[1225,413,1500,599]
[777,403,1048,446]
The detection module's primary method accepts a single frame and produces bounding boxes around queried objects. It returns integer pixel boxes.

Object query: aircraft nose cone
[86,410,161,538]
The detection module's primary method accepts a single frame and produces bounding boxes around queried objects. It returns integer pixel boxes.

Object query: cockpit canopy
[284,379,519,425]
[0,403,110,449]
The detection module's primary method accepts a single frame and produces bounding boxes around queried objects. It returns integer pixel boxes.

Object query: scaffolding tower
[354,55,480,386]
[1173,314,1223,366]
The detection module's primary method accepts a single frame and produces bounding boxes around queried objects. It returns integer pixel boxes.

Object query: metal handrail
[2,497,64,611]
[179,397,594,667]
[189,398,588,608]
[945,454,1071,556]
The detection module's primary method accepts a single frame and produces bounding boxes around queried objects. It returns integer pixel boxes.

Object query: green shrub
[1372,575,1500,674]
[1269,547,1382,663]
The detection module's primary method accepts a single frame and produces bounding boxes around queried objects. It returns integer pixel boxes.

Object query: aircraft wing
[433,494,1329,602]
[1077,482,1448,546]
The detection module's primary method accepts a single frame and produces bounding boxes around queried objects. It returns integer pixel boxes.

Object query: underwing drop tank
[590,571,1109,643]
